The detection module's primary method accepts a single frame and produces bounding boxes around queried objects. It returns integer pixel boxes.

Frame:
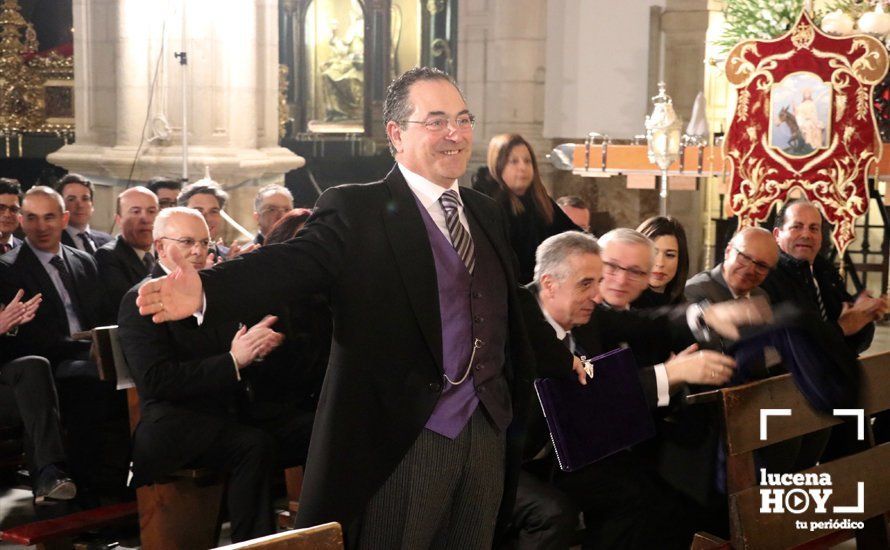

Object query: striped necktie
[78,232,96,254]
[811,272,828,321]
[439,190,475,274]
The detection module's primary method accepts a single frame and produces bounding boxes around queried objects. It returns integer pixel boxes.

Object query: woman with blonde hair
[487,133,578,283]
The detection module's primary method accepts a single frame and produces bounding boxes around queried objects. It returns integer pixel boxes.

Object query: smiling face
[156,212,211,270]
[774,202,822,264]
[254,191,293,236]
[386,79,472,188]
[649,234,679,292]
[540,252,603,330]
[20,193,69,254]
[186,193,223,239]
[599,240,652,309]
[0,193,20,237]
[723,229,779,296]
[500,144,535,197]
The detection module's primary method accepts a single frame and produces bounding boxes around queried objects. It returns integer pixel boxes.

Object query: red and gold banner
[724,11,888,254]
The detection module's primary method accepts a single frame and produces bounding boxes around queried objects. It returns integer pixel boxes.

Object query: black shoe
[34,464,77,504]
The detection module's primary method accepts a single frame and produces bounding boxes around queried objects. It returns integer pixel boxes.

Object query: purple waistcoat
[416,194,509,439]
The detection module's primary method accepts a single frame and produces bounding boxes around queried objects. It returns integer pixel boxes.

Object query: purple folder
[533,347,655,472]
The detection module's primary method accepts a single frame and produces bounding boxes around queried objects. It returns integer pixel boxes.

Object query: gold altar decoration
[0,0,74,155]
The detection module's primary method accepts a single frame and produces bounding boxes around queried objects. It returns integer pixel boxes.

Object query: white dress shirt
[28,241,82,335]
[399,163,470,244]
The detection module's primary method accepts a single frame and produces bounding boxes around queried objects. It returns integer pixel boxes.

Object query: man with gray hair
[252,184,294,245]
[513,230,770,549]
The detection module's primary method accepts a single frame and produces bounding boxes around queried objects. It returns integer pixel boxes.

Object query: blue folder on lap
[533,347,655,472]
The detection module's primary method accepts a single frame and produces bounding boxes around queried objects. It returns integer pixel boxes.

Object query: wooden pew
[690,351,890,549]
[212,522,343,550]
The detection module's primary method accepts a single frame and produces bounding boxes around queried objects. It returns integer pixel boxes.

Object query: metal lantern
[645,82,682,215]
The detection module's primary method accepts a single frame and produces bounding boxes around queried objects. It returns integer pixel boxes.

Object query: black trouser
[0,356,67,479]
[503,468,578,550]
[190,422,277,543]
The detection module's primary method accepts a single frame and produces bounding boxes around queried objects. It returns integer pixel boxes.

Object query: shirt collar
[0,234,13,246]
[65,225,91,238]
[535,292,569,341]
[398,163,461,210]
[26,238,63,265]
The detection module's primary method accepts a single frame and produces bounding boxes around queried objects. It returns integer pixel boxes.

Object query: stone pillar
[48,0,303,235]
[457,0,547,183]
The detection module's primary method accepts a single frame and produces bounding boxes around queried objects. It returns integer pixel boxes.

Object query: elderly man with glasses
[686,227,778,305]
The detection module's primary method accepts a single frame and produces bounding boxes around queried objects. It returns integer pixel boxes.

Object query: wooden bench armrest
[685,389,721,405]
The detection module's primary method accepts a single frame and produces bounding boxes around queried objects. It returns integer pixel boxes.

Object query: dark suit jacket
[196,166,535,536]
[0,242,110,365]
[117,266,243,486]
[518,284,693,460]
[61,228,112,253]
[760,252,874,354]
[685,264,768,305]
[96,235,151,314]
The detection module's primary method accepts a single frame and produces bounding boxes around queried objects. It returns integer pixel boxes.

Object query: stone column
[48,0,303,235]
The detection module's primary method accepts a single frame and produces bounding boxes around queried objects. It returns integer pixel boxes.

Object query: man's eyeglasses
[732,246,774,274]
[400,114,476,133]
[260,206,290,216]
[160,236,211,250]
[602,261,649,281]
[0,205,20,214]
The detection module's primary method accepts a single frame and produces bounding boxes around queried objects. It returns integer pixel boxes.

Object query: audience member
[761,199,886,354]
[146,177,182,210]
[0,290,76,504]
[556,195,591,233]
[0,178,23,254]
[262,208,312,245]
[0,186,120,505]
[96,187,160,313]
[514,231,766,549]
[634,216,689,308]
[177,178,231,259]
[487,133,579,283]
[252,184,294,245]
[686,227,777,305]
[117,207,297,542]
[56,174,111,254]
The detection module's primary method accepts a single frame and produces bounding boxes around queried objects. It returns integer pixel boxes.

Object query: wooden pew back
[212,522,343,549]
[700,351,890,549]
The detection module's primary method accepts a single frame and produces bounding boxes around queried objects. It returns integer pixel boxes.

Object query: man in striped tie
[761,199,886,355]
[134,66,535,548]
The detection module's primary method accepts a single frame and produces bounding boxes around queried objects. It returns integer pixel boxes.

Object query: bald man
[686,227,778,304]
[96,187,160,313]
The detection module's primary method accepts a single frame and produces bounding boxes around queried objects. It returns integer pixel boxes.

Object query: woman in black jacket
[485,133,579,283]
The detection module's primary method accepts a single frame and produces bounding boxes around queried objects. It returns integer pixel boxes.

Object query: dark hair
[57,173,95,200]
[147,177,182,195]
[383,66,463,155]
[774,198,821,230]
[636,216,689,304]
[0,178,22,201]
[556,195,589,210]
[487,133,554,224]
[177,180,228,209]
[264,208,313,245]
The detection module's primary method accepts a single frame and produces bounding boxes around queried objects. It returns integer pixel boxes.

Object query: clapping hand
[0,289,42,333]
[702,296,773,340]
[838,291,888,335]
[230,315,284,368]
[227,240,259,259]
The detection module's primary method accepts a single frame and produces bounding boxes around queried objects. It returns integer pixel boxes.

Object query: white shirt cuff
[686,301,712,343]
[229,352,241,381]
[654,363,670,407]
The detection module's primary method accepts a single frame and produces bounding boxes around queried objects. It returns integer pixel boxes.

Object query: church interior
[0,0,889,548]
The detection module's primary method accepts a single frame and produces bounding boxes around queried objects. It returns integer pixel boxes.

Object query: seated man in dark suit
[0,178,24,254]
[96,187,159,313]
[0,186,120,504]
[56,174,112,254]
[686,227,777,305]
[0,289,76,504]
[512,231,764,549]
[118,207,309,543]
